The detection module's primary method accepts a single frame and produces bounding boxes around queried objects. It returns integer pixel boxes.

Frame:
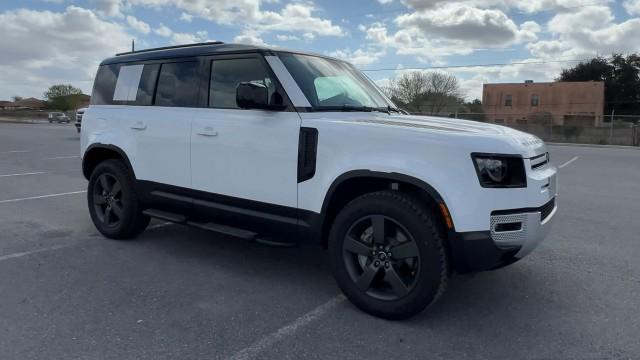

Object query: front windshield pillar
[264,55,312,108]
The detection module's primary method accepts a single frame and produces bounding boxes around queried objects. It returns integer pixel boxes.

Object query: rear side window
[91,64,119,105]
[154,62,200,107]
[91,63,159,106]
[209,58,275,109]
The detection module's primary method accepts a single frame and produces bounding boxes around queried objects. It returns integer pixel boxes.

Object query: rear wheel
[88,159,149,239]
[329,191,448,319]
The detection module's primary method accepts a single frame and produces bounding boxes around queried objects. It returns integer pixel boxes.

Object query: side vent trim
[297,127,318,183]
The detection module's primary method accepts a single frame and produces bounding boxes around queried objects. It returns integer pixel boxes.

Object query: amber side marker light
[438,202,454,230]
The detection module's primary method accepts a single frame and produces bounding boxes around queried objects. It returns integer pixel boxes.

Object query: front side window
[209,58,275,109]
[155,61,200,107]
[278,53,394,110]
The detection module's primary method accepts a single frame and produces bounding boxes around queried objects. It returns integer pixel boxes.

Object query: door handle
[196,126,218,137]
[130,121,147,130]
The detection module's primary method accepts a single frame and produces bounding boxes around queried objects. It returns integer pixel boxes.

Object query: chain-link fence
[422,112,640,147]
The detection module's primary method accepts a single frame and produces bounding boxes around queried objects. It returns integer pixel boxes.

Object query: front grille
[540,198,555,221]
[530,152,549,170]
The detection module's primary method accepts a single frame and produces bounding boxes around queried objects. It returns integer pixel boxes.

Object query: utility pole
[132,39,135,52]
[609,108,615,145]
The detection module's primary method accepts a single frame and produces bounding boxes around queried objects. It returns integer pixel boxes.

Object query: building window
[504,95,512,107]
[531,94,540,106]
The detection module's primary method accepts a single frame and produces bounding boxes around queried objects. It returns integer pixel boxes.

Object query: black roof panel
[100,43,273,65]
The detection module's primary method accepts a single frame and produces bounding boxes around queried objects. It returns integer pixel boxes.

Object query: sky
[1,0,640,101]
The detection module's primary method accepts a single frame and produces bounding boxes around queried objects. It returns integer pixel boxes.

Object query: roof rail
[116,41,225,56]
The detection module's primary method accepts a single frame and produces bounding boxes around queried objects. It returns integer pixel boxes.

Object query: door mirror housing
[236,82,286,111]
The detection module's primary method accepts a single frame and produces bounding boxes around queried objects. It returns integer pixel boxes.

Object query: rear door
[121,60,199,189]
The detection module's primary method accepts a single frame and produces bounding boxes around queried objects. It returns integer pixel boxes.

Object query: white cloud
[179,12,193,22]
[234,30,270,46]
[153,23,172,37]
[395,4,525,46]
[126,15,150,34]
[276,34,299,41]
[328,48,387,66]
[527,5,640,59]
[361,3,542,64]
[92,0,124,17]
[624,0,640,15]
[0,6,131,99]
[122,0,342,40]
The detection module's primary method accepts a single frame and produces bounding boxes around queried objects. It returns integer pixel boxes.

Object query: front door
[190,55,301,232]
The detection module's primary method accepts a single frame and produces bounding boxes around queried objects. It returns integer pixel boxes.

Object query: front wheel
[87,159,149,239]
[329,191,449,319]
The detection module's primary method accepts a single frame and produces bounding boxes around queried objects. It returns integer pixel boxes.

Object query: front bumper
[450,197,557,273]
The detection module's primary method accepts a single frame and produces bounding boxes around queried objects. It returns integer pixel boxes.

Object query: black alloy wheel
[329,191,449,320]
[342,215,420,301]
[92,173,124,228]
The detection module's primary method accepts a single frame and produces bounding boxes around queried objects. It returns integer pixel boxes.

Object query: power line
[360,58,594,72]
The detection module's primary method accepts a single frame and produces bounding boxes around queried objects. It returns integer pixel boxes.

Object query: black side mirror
[236,82,286,111]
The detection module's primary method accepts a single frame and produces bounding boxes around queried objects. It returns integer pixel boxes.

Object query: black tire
[329,191,448,320]
[87,159,149,239]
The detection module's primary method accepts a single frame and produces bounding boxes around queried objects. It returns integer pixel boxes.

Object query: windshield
[278,53,395,111]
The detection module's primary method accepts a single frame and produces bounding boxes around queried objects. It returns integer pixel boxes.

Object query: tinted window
[91,63,159,106]
[91,64,120,105]
[505,94,513,107]
[135,64,160,105]
[209,58,275,109]
[155,62,200,107]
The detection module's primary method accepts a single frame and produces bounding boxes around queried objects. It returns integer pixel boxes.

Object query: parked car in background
[48,112,70,123]
[75,108,87,133]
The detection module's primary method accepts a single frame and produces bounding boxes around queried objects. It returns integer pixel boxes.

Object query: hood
[346,113,547,157]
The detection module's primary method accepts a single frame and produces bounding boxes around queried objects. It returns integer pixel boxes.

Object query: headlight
[471,153,526,188]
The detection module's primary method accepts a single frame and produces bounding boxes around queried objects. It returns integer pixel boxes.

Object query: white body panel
[297,112,555,232]
[190,108,301,207]
[81,105,191,188]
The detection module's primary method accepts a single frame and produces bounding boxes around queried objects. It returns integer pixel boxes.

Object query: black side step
[186,221,257,240]
[142,208,292,246]
[143,209,187,223]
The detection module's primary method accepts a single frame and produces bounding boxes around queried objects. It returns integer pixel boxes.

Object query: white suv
[81,42,557,319]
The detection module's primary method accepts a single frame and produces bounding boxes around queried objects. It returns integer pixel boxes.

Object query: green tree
[44,84,83,112]
[557,54,640,115]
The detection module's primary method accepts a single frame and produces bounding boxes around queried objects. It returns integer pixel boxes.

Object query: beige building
[482,81,605,126]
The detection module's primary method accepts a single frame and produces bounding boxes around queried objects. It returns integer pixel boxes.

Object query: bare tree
[11,95,23,102]
[424,72,463,115]
[386,71,464,115]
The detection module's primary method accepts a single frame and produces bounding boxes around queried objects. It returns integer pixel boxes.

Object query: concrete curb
[547,142,640,150]
[0,119,59,125]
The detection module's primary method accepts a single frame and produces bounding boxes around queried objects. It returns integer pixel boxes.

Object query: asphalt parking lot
[0,121,639,360]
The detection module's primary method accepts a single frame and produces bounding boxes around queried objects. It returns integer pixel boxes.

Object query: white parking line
[559,156,580,169]
[228,295,346,360]
[0,171,48,178]
[0,244,74,262]
[0,190,86,204]
[43,155,81,160]
[2,150,31,154]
